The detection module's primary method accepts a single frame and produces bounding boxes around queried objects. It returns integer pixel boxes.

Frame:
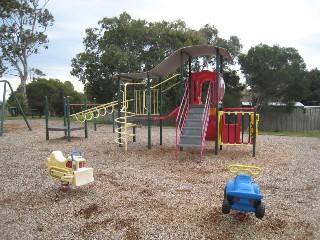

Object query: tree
[71,13,205,103]
[238,44,308,111]
[222,70,245,108]
[7,78,83,116]
[30,67,46,80]
[0,0,54,109]
[198,24,242,67]
[71,12,242,108]
[0,58,6,77]
[302,68,320,105]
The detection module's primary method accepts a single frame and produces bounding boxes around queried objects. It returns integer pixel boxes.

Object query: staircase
[179,104,205,148]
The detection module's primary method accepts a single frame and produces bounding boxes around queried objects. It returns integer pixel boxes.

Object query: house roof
[242,102,306,107]
[111,45,232,81]
[268,102,304,107]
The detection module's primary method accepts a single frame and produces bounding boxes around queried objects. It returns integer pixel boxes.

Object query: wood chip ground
[0,119,319,239]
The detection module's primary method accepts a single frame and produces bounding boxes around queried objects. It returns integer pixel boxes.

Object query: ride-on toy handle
[228,164,262,177]
[70,150,83,171]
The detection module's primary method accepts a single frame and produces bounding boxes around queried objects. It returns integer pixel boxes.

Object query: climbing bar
[71,99,132,123]
[70,100,118,117]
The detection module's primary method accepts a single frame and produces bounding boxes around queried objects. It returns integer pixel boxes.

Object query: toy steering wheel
[228,164,262,177]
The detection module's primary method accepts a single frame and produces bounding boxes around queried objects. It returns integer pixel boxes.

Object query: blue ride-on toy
[222,164,265,219]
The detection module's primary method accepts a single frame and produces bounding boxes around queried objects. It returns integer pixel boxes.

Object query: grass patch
[259,131,320,138]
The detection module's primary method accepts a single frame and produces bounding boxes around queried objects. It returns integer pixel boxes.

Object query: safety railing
[219,107,259,157]
[134,89,159,115]
[134,73,180,116]
[221,108,259,145]
[175,82,189,156]
[199,82,213,161]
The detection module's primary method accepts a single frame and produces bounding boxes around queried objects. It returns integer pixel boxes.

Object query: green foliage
[239,44,308,110]
[7,78,83,116]
[71,12,243,107]
[6,91,26,114]
[222,70,245,108]
[0,0,54,107]
[199,24,242,67]
[302,68,320,105]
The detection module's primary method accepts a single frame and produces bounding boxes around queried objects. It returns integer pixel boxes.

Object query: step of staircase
[188,104,205,114]
[179,143,201,148]
[179,135,201,148]
[184,119,202,128]
[183,126,201,136]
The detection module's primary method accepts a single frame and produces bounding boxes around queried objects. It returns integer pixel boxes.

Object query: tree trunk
[21,70,29,112]
[21,49,29,111]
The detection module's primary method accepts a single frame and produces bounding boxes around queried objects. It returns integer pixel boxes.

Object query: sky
[1,0,320,96]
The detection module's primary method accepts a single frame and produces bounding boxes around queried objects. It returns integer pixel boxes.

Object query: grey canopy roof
[112,45,232,81]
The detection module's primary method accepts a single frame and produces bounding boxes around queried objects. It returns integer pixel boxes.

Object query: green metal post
[219,55,224,152]
[63,97,67,137]
[66,96,71,142]
[117,76,122,146]
[84,96,88,138]
[179,50,184,101]
[3,80,31,131]
[253,107,257,157]
[112,108,115,133]
[93,98,97,131]
[132,82,136,142]
[214,49,220,155]
[45,96,49,140]
[147,72,151,149]
[159,78,163,145]
[0,80,31,133]
[0,82,7,136]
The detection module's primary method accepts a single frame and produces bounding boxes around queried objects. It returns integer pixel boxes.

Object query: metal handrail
[199,82,213,161]
[150,73,180,89]
[175,82,189,156]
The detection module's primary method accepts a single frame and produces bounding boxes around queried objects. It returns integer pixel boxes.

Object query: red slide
[152,106,180,121]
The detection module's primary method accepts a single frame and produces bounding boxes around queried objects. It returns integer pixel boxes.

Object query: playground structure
[46,150,94,189]
[71,45,259,159]
[0,80,31,136]
[44,97,97,142]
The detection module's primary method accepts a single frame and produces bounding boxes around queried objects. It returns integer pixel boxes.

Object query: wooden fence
[259,108,320,132]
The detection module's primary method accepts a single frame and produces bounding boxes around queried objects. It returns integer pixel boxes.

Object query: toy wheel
[224,186,233,205]
[222,197,231,214]
[255,202,265,219]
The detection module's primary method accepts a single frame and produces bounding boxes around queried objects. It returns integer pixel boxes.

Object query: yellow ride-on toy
[46,150,94,190]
